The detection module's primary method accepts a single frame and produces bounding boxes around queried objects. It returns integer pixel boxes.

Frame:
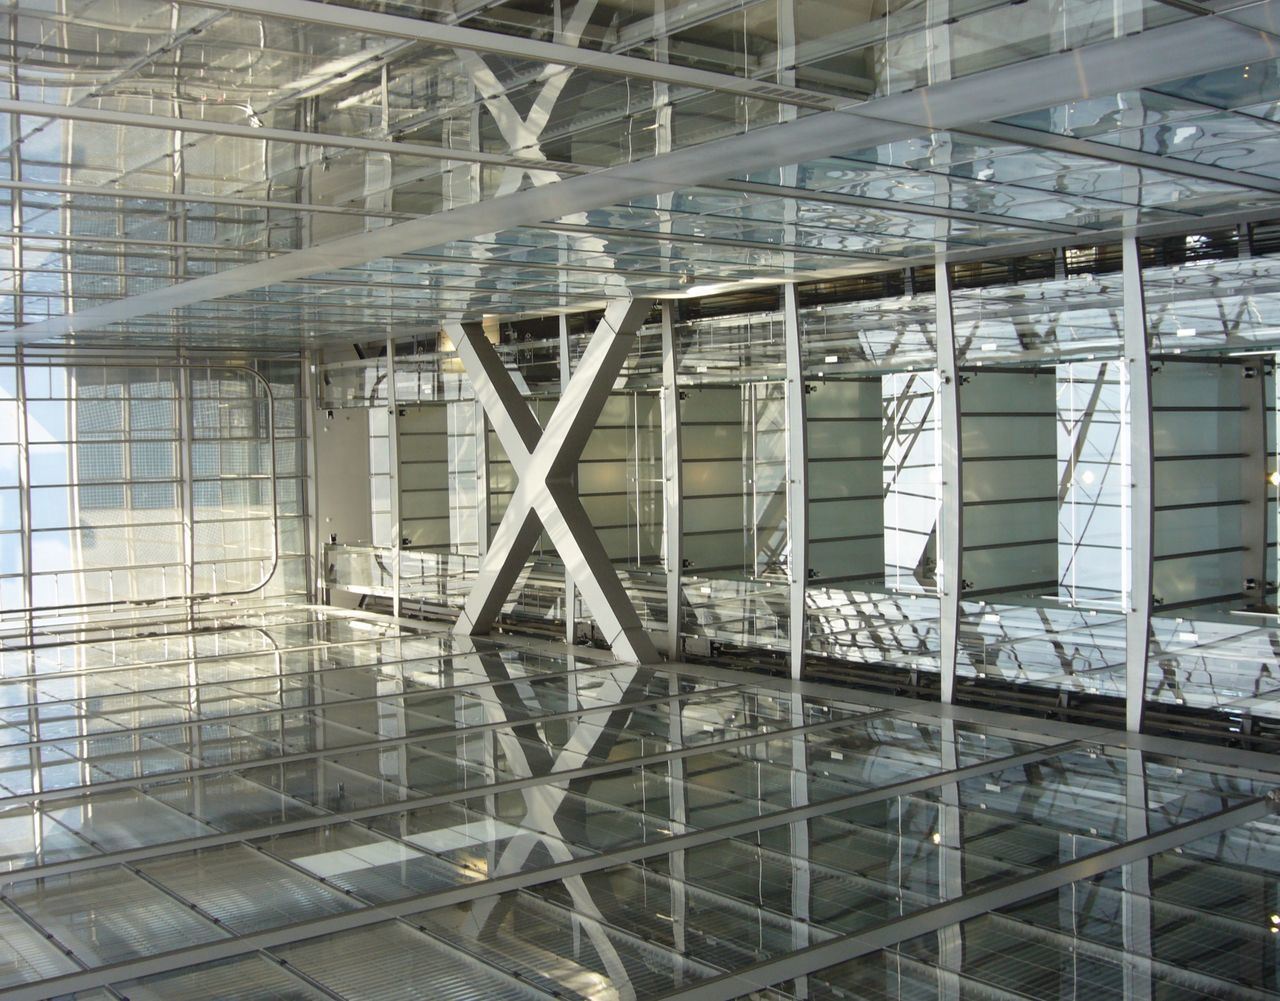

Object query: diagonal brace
[447,298,659,663]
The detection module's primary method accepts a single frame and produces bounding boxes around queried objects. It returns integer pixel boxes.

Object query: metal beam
[783,283,808,678]
[10,13,1278,342]
[936,257,962,705]
[13,346,31,640]
[559,314,577,646]
[711,178,1086,235]
[0,177,409,221]
[660,301,683,660]
[1241,356,1269,609]
[386,337,402,618]
[450,299,660,663]
[189,0,845,111]
[966,120,1280,198]
[0,98,558,173]
[539,220,883,263]
[178,356,197,608]
[1123,236,1154,733]
[610,0,771,54]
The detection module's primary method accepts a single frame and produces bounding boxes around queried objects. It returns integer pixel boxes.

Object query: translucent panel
[6,867,227,965]
[0,902,80,988]
[112,954,333,1001]
[44,788,214,851]
[274,922,549,1000]
[138,844,360,934]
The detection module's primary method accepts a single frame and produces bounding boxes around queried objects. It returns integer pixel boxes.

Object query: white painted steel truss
[446,298,660,663]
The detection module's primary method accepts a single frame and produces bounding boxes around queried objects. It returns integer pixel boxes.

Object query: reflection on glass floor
[0,607,1277,1000]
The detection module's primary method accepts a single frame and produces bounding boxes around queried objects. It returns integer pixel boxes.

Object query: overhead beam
[193,0,845,111]
[966,120,1280,198]
[0,98,558,173]
[610,0,772,52]
[539,220,884,262]
[712,178,1086,235]
[9,13,1278,343]
[0,176,410,220]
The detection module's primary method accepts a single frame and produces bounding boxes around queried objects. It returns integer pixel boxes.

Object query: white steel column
[1242,359,1269,608]
[1123,237,1154,732]
[474,401,491,557]
[14,346,32,640]
[936,258,963,704]
[783,283,808,679]
[386,337,402,618]
[303,352,322,602]
[660,301,683,661]
[448,299,659,663]
[178,357,197,611]
[559,315,577,646]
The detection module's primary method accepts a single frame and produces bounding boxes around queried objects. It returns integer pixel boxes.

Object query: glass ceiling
[0,0,1275,346]
[0,605,1276,999]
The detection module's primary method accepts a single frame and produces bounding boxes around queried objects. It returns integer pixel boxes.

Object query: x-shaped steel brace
[446,298,659,663]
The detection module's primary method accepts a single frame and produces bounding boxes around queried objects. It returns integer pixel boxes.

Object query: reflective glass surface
[1,608,1275,999]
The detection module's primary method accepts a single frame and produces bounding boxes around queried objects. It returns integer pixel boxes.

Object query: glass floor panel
[0,606,1275,1001]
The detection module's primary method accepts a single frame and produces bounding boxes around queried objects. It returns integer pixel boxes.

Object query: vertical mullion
[660,301,682,661]
[179,359,197,606]
[15,347,32,634]
[783,283,807,679]
[1123,237,1153,733]
[303,352,321,603]
[1242,358,1269,609]
[560,314,576,645]
[387,337,401,618]
[8,13,23,331]
[937,256,962,705]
